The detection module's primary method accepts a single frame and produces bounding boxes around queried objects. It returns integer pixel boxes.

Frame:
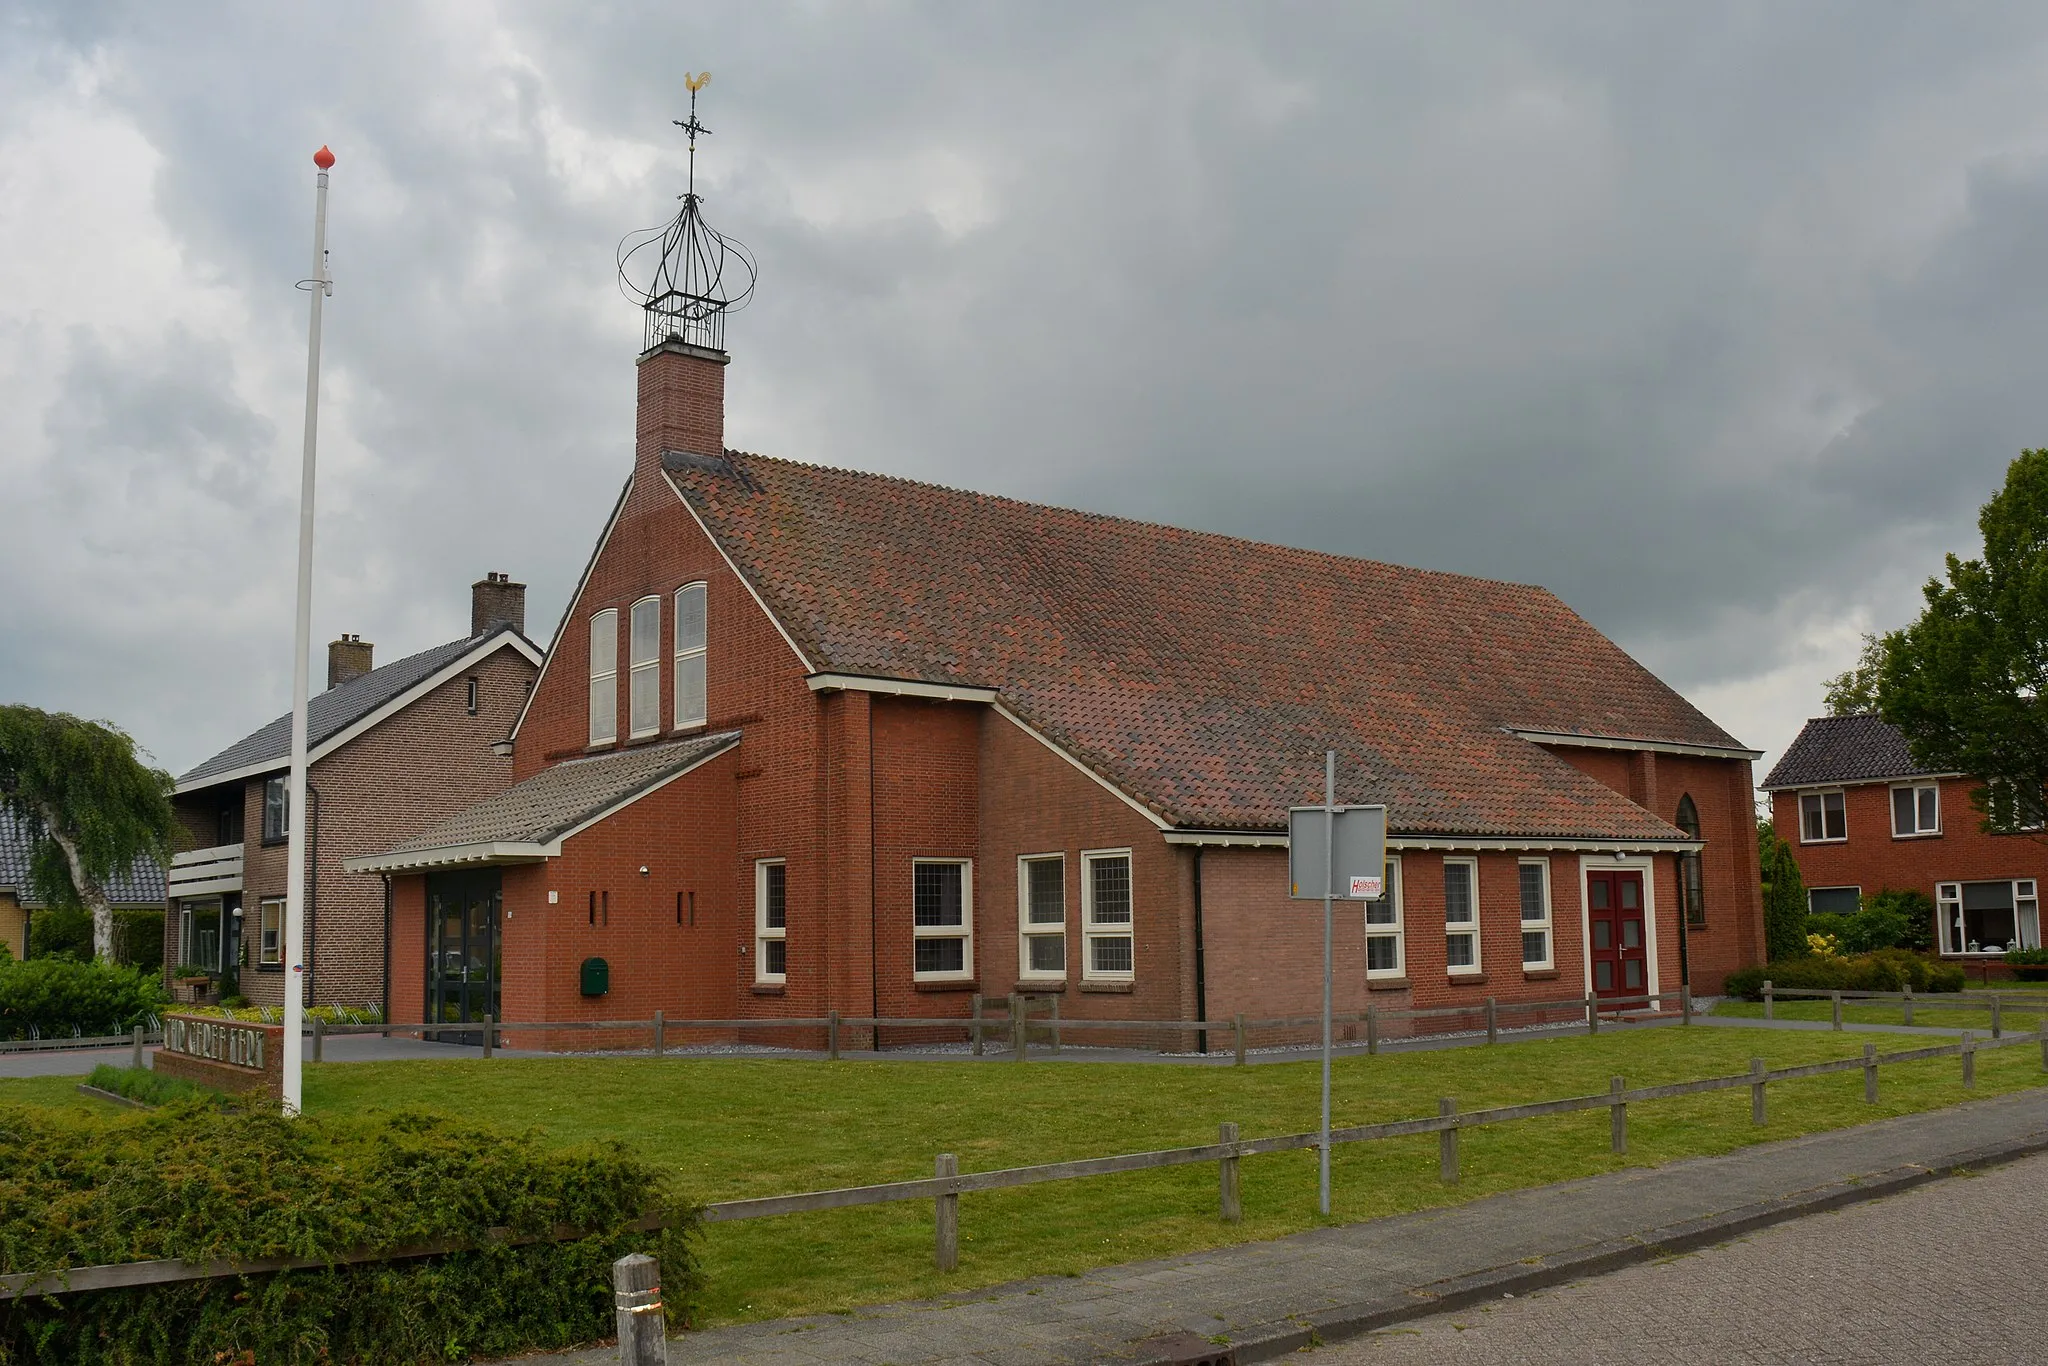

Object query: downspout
[868,699,879,1051]
[381,872,393,1023]
[1675,851,1692,990]
[306,782,322,1005]
[1192,846,1208,1054]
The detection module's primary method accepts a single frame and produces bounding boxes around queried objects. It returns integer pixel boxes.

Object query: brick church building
[349,137,1765,1043]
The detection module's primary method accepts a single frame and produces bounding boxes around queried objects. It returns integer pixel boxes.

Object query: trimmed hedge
[1723,950,1966,1001]
[0,958,167,1041]
[81,1064,217,1109]
[0,1101,699,1364]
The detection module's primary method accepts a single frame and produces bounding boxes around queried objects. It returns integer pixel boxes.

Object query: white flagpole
[283,145,334,1118]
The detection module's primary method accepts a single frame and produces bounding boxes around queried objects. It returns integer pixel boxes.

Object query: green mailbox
[580,956,609,997]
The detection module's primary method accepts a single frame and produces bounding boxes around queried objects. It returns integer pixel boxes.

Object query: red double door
[1587,869,1648,1001]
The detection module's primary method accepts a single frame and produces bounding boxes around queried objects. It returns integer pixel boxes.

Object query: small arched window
[1675,794,1706,928]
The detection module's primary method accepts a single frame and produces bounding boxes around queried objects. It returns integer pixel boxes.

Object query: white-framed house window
[258,898,283,968]
[1988,780,2047,833]
[913,859,973,980]
[1938,880,2042,956]
[674,582,708,729]
[1444,857,1480,974]
[1891,782,1940,838]
[1799,790,1846,843]
[1366,857,1404,978]
[754,859,786,982]
[628,596,662,738]
[1081,849,1134,981]
[1518,858,1553,969]
[1018,854,1066,980]
[588,608,618,746]
[261,775,290,843]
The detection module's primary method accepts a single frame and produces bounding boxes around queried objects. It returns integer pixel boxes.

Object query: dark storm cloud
[4,2,2048,773]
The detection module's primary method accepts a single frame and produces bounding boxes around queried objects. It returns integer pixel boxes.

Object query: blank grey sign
[1287,805,1389,900]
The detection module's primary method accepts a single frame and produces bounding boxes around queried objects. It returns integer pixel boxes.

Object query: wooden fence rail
[1758,982,2048,1035]
[19,1023,2044,1300]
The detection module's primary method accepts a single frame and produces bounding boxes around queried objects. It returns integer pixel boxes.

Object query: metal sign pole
[1320,749,1335,1217]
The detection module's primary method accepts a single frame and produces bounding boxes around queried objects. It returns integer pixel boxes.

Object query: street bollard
[1610,1076,1627,1155]
[1366,1003,1379,1055]
[827,1009,840,1061]
[1763,980,1774,1021]
[1750,1057,1767,1126]
[1218,1121,1242,1223]
[1586,993,1599,1035]
[1863,1043,1878,1104]
[612,1253,665,1366]
[1831,992,1842,1032]
[934,1154,960,1271]
[652,1009,665,1057]
[1233,1013,1247,1067]
[1439,1098,1459,1185]
[481,1013,494,1060]
[970,994,984,1056]
[312,1015,324,1063]
[1962,1031,1976,1089]
[1485,997,1498,1045]
[131,1025,144,1071]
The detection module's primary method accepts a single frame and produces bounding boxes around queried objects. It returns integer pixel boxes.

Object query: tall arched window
[1675,794,1706,928]
[588,609,618,746]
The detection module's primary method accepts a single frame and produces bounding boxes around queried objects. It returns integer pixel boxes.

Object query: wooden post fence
[1586,993,1599,1035]
[1863,1043,1878,1104]
[2041,1020,2048,1071]
[1963,1031,1976,1088]
[1009,995,1025,1062]
[1609,1075,1627,1154]
[1218,1122,1241,1223]
[652,1009,665,1058]
[1438,1097,1459,1185]
[934,1154,959,1271]
[1992,994,2004,1040]
[970,994,984,1056]
[1366,1003,1379,1055]
[130,1025,144,1071]
[1902,985,1914,1027]
[612,1253,665,1366]
[311,1016,324,1063]
[1233,1013,1247,1067]
[1763,980,1774,1020]
[1750,1057,1767,1126]
[1485,997,1498,1045]
[481,1013,494,1060]
[1830,991,1842,1031]
[1681,986,1693,1027]
[1050,995,1062,1054]
[827,1010,841,1061]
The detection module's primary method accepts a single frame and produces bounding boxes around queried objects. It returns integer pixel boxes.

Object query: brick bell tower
[618,71,757,482]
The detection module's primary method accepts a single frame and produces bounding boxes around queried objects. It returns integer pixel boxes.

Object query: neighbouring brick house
[0,811,165,961]
[1762,714,2045,963]
[347,327,1767,1045]
[166,577,541,1008]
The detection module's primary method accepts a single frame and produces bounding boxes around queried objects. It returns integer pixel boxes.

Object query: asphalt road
[1315,1148,2047,1365]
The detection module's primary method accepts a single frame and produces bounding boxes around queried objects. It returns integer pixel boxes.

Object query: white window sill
[1798,837,1848,846]
[1891,831,1942,840]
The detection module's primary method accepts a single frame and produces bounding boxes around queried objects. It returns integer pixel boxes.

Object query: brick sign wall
[154,1013,284,1102]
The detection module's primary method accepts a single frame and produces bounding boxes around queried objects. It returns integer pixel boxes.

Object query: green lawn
[1714,997,2048,1034]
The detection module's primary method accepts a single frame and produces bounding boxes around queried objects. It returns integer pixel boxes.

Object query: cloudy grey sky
[4,1,2047,782]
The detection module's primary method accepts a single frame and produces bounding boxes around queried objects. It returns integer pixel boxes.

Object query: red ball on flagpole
[313,145,335,169]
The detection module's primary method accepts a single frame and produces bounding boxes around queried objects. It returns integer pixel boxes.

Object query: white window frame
[258,897,283,967]
[1988,780,2047,833]
[1365,856,1404,979]
[261,774,289,842]
[1518,857,1553,970]
[754,859,786,984]
[912,858,974,981]
[1890,782,1940,838]
[1080,848,1135,982]
[1798,789,1847,844]
[1938,878,2043,956]
[1017,853,1067,982]
[627,596,662,739]
[588,608,618,746]
[1443,856,1481,976]
[674,581,708,730]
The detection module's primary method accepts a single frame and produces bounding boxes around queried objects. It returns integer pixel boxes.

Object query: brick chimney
[327,634,373,690]
[636,339,727,485]
[471,571,527,637]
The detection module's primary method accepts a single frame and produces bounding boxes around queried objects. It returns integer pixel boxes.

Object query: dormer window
[628,596,662,738]
[674,582,708,728]
[588,609,618,746]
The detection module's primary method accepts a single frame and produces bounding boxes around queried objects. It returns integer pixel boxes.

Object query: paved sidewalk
[520,1087,2048,1366]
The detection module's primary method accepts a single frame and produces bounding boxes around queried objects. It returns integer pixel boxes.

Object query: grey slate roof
[0,810,167,906]
[179,625,527,788]
[374,732,740,858]
[1760,714,1946,790]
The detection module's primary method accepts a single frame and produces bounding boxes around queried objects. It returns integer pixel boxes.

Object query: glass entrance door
[426,869,501,1041]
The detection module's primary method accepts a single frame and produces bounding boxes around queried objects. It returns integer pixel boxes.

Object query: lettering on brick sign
[166,1017,265,1070]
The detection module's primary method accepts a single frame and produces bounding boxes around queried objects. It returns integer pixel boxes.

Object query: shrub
[2005,947,2048,965]
[0,958,167,1040]
[1862,889,1936,952]
[1723,950,1965,1000]
[82,1063,218,1108]
[0,1102,700,1364]
[24,906,91,962]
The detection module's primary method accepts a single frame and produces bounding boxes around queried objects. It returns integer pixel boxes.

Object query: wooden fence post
[2039,1019,2048,1071]
[1962,1031,1976,1089]
[1830,991,1842,1031]
[1902,984,1914,1027]
[1438,1098,1459,1185]
[1750,1057,1767,1127]
[934,1154,959,1271]
[1863,1043,1878,1104]
[1233,1013,1247,1067]
[653,1009,665,1057]
[970,994,984,1056]
[1010,994,1025,1062]
[1992,993,2004,1040]
[1049,994,1062,1053]
[827,1009,840,1061]
[481,1013,494,1061]
[1586,993,1599,1035]
[1609,1075,1627,1155]
[130,1025,144,1071]
[1763,980,1774,1021]
[1218,1121,1242,1223]
[1485,997,1498,1045]
[1681,985,1693,1027]
[311,1015,324,1063]
[1366,1003,1379,1055]
[612,1252,666,1366]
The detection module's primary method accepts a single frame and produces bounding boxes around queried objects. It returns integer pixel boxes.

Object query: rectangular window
[258,898,283,967]
[912,859,972,979]
[1799,790,1846,843]
[1807,885,1862,916]
[755,860,786,982]
[588,609,618,745]
[1365,858,1404,977]
[465,676,479,716]
[1443,857,1480,974]
[1018,855,1066,980]
[1940,879,2042,955]
[262,775,289,843]
[1891,783,1939,837]
[674,582,708,729]
[1081,850,1133,980]
[1988,780,2047,833]
[628,596,661,738]
[1518,859,1552,969]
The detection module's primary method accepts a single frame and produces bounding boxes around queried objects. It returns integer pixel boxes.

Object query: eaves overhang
[1508,728,1763,762]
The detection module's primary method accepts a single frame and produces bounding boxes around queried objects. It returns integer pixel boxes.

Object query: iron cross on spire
[673,71,712,201]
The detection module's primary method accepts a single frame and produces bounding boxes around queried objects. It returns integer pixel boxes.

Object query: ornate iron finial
[618,71,757,355]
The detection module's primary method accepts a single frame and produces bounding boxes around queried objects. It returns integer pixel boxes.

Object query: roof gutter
[1757,771,1965,793]
[1162,829,1705,854]
[1508,728,1763,762]
[806,673,999,705]
[343,840,557,875]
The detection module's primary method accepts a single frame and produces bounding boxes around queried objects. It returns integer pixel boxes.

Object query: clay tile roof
[0,810,166,906]
[666,453,1748,841]
[1760,715,1944,790]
